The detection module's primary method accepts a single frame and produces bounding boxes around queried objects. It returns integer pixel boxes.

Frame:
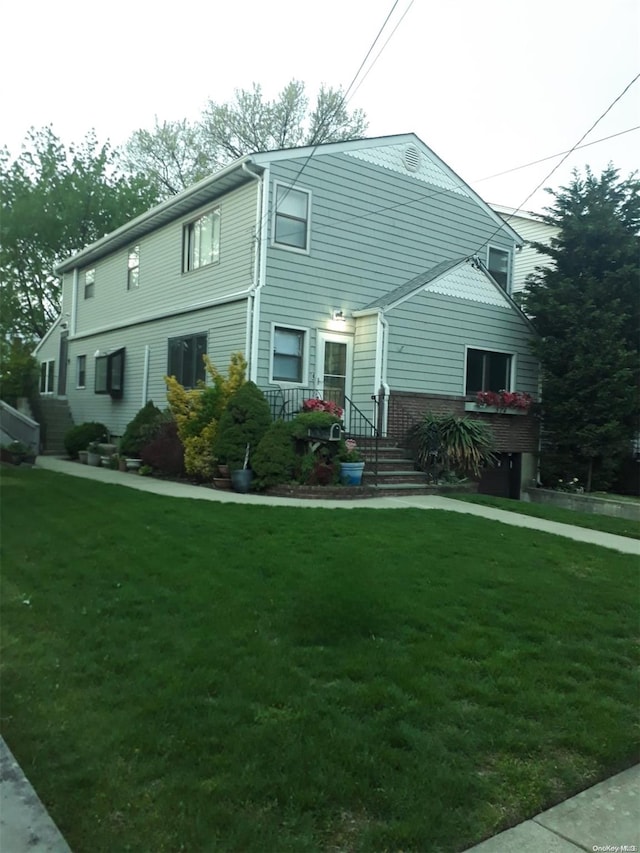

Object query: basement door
[316,332,353,411]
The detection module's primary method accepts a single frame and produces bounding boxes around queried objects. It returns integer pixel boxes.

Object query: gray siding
[387,292,538,396]
[257,147,517,407]
[64,300,248,436]
[73,182,258,336]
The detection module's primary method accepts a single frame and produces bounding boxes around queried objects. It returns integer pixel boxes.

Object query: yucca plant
[411,412,497,479]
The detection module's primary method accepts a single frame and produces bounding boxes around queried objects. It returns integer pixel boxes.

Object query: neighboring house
[491,204,559,294]
[35,133,540,494]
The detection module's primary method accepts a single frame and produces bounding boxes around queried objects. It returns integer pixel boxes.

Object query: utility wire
[474,72,640,255]
[475,125,640,184]
[276,0,412,204]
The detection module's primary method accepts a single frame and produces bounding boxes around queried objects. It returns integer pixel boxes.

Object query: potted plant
[231,444,253,493]
[338,439,365,485]
[87,441,101,466]
[78,449,89,464]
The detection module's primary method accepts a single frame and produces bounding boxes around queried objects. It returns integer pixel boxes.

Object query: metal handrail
[262,387,380,485]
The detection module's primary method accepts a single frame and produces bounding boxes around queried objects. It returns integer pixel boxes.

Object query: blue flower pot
[339,461,365,486]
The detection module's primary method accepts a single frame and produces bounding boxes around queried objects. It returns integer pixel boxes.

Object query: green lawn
[448,493,640,540]
[1,468,638,853]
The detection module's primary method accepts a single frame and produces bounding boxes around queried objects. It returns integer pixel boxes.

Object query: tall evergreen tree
[522,165,640,491]
[0,127,160,340]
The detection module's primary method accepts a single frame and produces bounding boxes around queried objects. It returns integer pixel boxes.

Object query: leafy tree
[0,127,161,340]
[123,80,368,196]
[522,165,640,491]
[0,338,39,406]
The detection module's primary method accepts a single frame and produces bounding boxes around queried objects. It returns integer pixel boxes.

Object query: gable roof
[356,257,537,332]
[56,133,522,275]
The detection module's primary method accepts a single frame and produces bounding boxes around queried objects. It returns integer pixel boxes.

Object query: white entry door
[317,332,353,410]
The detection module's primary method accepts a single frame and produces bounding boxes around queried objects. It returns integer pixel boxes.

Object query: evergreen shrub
[120,401,163,457]
[64,422,108,459]
[212,382,271,470]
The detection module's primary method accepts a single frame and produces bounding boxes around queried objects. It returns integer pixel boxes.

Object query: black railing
[262,387,381,485]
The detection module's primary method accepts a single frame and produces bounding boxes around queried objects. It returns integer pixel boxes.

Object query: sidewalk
[35,456,640,555]
[2,457,638,851]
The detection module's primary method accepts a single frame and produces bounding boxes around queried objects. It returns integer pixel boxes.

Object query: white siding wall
[495,211,558,293]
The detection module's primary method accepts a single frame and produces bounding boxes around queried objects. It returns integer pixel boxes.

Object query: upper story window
[183,209,220,272]
[84,268,95,299]
[466,348,512,394]
[127,245,140,289]
[273,184,310,252]
[168,334,207,388]
[487,247,510,291]
[271,325,306,383]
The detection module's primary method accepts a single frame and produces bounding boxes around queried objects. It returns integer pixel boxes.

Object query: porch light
[332,310,345,322]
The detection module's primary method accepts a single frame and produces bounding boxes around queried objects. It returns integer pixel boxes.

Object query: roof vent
[403,144,421,172]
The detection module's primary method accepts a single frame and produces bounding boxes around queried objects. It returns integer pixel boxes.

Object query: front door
[317,332,352,411]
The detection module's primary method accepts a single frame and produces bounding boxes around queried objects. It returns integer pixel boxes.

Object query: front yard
[1,467,638,852]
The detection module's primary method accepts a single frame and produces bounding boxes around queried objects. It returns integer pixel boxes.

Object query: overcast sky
[3,0,638,212]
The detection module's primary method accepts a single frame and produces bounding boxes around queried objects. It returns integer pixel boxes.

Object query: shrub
[290,411,341,439]
[119,401,163,457]
[411,412,497,479]
[165,353,246,479]
[64,422,108,459]
[212,381,272,470]
[140,418,185,477]
[252,421,299,489]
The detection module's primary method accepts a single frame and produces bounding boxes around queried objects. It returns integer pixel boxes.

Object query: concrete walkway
[2,456,638,851]
[35,456,640,555]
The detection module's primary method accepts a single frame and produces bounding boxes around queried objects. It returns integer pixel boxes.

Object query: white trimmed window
[183,209,220,271]
[466,348,513,394]
[127,245,140,289]
[76,355,86,388]
[84,268,95,299]
[40,360,55,394]
[487,247,510,291]
[273,184,310,252]
[271,326,306,384]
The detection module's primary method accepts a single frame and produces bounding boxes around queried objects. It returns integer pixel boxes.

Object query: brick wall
[387,392,538,453]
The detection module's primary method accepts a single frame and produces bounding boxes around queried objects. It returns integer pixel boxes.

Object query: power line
[474,72,640,254]
[475,125,640,184]
[277,0,413,202]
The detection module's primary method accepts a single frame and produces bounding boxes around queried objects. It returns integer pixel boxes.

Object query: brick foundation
[387,392,538,453]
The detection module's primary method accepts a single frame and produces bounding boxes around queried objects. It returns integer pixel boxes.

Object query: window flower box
[467,390,533,415]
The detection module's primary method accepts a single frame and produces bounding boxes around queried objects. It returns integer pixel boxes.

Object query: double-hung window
[168,334,207,388]
[466,348,512,394]
[487,247,510,291]
[273,184,310,251]
[84,268,95,299]
[271,326,305,383]
[127,245,140,289]
[183,209,220,271]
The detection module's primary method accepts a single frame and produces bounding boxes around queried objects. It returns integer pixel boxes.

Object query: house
[491,204,559,294]
[35,133,540,495]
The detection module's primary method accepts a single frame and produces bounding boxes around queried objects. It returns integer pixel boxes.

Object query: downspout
[378,310,390,437]
[71,269,79,336]
[142,345,150,406]
[241,162,267,384]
